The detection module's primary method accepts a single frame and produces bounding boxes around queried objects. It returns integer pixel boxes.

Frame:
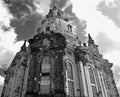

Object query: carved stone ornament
[42,38,50,47]
[74,46,86,63]
[28,31,67,52]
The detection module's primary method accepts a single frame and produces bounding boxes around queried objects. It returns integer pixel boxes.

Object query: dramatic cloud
[0,21,24,66]
[4,0,44,40]
[10,14,43,40]
[34,0,51,16]
[0,0,16,66]
[3,0,87,41]
[97,0,120,27]
[0,0,24,74]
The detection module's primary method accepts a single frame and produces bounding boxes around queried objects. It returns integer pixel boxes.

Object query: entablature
[28,32,67,53]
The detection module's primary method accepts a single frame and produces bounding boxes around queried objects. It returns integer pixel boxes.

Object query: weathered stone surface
[1,5,119,97]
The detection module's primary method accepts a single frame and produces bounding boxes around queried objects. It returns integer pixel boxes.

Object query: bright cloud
[0,29,24,53]
[0,0,13,27]
[0,76,4,85]
[0,1,24,94]
[71,0,120,65]
[71,0,120,42]
[71,0,103,37]
[103,51,120,66]
[0,0,24,65]
[33,0,51,16]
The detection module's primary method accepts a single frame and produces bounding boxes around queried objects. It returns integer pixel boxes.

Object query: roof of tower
[36,5,74,35]
[36,5,78,45]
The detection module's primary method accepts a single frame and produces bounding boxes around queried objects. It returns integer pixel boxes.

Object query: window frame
[40,56,51,94]
[88,65,98,97]
[66,59,75,96]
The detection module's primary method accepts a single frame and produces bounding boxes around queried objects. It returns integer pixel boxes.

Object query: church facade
[1,6,119,97]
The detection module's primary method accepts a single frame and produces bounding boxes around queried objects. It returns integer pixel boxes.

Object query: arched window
[67,62,73,79]
[41,56,51,73]
[88,67,97,97]
[89,68,95,84]
[40,56,51,94]
[66,61,75,96]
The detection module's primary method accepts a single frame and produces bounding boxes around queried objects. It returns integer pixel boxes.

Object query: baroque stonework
[1,6,119,97]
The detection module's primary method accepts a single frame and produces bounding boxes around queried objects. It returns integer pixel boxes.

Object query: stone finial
[21,40,27,52]
[88,34,94,46]
[47,4,63,18]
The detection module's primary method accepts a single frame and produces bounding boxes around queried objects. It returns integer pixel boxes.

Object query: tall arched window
[66,61,75,96]
[67,62,73,79]
[40,56,51,94]
[41,56,50,73]
[88,67,97,97]
[89,68,95,84]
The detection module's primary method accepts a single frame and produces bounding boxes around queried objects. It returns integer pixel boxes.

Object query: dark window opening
[46,27,50,31]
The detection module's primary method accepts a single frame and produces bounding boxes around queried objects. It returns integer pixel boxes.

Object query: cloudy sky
[0,0,120,95]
